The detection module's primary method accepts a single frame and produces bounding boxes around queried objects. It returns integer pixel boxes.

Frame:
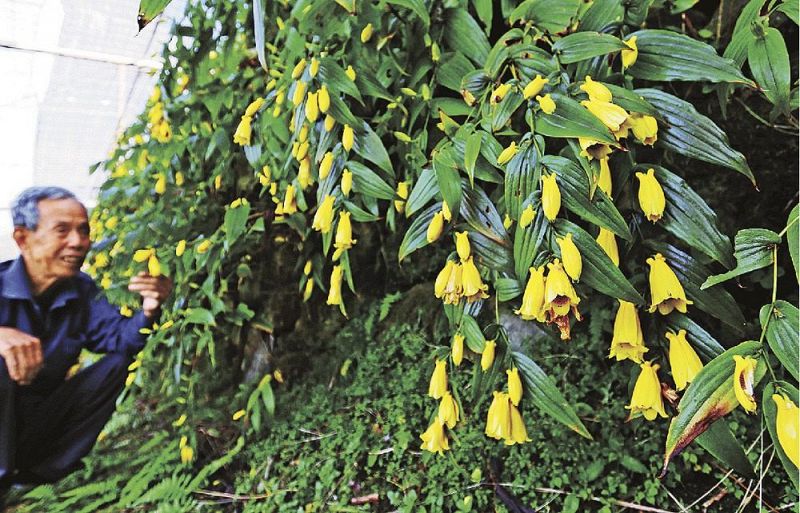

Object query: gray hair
[11,186,79,230]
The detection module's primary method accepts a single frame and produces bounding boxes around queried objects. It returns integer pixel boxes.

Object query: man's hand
[128,272,173,319]
[0,327,43,385]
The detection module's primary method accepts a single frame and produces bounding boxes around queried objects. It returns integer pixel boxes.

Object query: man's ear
[12,227,29,250]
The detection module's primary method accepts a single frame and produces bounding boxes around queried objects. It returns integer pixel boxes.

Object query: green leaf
[514,214,548,283]
[661,341,764,477]
[670,0,699,13]
[492,90,524,132]
[318,59,363,104]
[473,0,493,32]
[223,203,251,246]
[702,229,780,289]
[778,0,799,25]
[509,0,581,34]
[437,52,476,92]
[137,0,172,30]
[460,184,509,247]
[385,0,430,28]
[496,277,522,301]
[763,382,800,490]
[398,204,439,262]
[637,89,755,186]
[261,380,275,416]
[347,161,395,200]
[512,350,592,439]
[601,83,660,118]
[470,229,515,274]
[253,0,267,70]
[624,0,653,26]
[787,204,799,282]
[504,141,539,221]
[542,156,631,240]
[405,168,437,217]
[535,93,617,145]
[461,314,486,353]
[664,314,725,362]
[553,32,627,64]
[646,242,747,332]
[641,165,733,268]
[761,301,799,381]
[748,27,791,115]
[627,30,753,85]
[464,132,482,186]
[723,0,766,67]
[445,9,491,66]
[695,419,755,478]
[553,220,644,304]
[578,0,625,32]
[354,122,394,177]
[184,307,216,326]
[433,153,462,219]
[354,71,394,102]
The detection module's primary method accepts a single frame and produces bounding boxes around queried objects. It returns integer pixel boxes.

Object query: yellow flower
[428,359,448,399]
[303,278,313,301]
[333,211,357,260]
[636,168,665,222]
[455,231,471,261]
[596,228,619,266]
[667,330,703,391]
[626,361,668,421]
[622,36,638,70]
[394,181,409,213]
[326,265,343,306]
[298,157,313,190]
[485,391,511,440]
[491,83,511,105]
[419,418,449,454]
[629,113,658,146]
[598,158,612,195]
[147,254,161,277]
[507,402,531,445]
[312,195,336,233]
[291,58,307,79]
[503,214,513,230]
[324,114,336,132]
[507,368,523,406]
[441,200,452,221]
[233,116,253,146]
[305,91,319,122]
[155,174,167,195]
[515,265,545,322]
[304,260,313,275]
[232,409,246,421]
[341,169,353,196]
[283,184,298,215]
[578,137,614,160]
[175,171,185,187]
[434,260,463,305]
[497,141,518,165]
[318,85,330,113]
[609,300,648,363]
[197,239,212,254]
[580,76,612,103]
[461,88,476,106]
[581,99,629,132]
[134,248,154,262]
[519,204,536,229]
[646,253,692,315]
[292,80,307,106]
[244,97,265,117]
[360,23,374,43]
[438,391,460,428]
[345,65,357,81]
[523,75,547,99]
[309,57,320,77]
[120,305,134,318]
[180,445,194,464]
[541,173,561,221]
[100,275,112,289]
[772,393,799,467]
[452,333,464,366]
[556,233,582,281]
[173,414,187,427]
[319,152,334,180]
[461,257,489,302]
[536,94,556,114]
[481,339,496,371]
[733,355,758,413]
[543,259,582,340]
[427,211,445,243]
[104,216,119,230]
[342,124,355,151]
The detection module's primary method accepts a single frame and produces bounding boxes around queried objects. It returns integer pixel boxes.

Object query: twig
[194,489,288,501]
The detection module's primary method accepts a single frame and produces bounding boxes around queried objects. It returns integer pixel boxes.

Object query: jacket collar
[1,256,79,308]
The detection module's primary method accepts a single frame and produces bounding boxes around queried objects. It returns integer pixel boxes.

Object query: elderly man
[0,187,171,500]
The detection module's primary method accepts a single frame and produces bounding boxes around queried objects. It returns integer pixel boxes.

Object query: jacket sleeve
[83,282,152,356]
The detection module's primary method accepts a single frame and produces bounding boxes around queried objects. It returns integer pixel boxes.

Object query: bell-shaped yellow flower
[578,137,614,161]
[733,355,758,413]
[461,257,489,302]
[647,253,693,315]
[233,116,253,146]
[491,83,511,105]
[312,194,336,233]
[305,91,319,122]
[455,231,471,261]
[580,76,612,102]
[536,94,556,114]
[319,151,334,180]
[345,65,357,81]
[155,174,167,195]
[434,260,463,304]
[318,85,330,113]
[507,402,532,445]
[309,57,320,77]
[427,211,445,243]
[507,368,523,406]
[298,157,313,190]
[133,248,154,263]
[485,391,511,440]
[515,265,545,321]
[556,233,582,281]
[598,158,612,196]
[324,114,336,132]
[520,204,536,229]
[341,169,353,196]
[180,444,194,464]
[360,23,374,43]
[523,75,547,99]
[394,181,409,214]
[428,359,448,399]
[147,254,161,277]
[629,113,658,146]
[441,201,452,221]
[196,239,212,254]
[541,174,561,221]
[291,58,306,79]
[303,278,314,301]
[667,330,703,391]
[452,333,464,366]
[622,36,638,69]
[581,99,629,132]
[543,259,582,340]
[636,168,665,222]
[333,211,357,260]
[176,240,186,257]
[438,390,460,428]
[283,184,297,215]
[481,339,496,371]
[596,228,619,266]
[326,265,344,306]
[342,124,355,151]
[244,97,265,117]
[610,300,648,363]
[626,361,668,421]
[772,393,799,467]
[292,80,307,107]
[497,141,518,165]
[296,140,310,161]
[420,418,449,454]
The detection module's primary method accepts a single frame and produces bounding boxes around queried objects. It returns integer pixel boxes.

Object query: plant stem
[778,213,797,238]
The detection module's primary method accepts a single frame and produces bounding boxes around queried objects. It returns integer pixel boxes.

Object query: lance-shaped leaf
[504,142,539,221]
[460,184,509,246]
[627,30,753,85]
[485,29,522,79]
[508,0,581,33]
[664,314,725,362]
[646,242,747,332]
[318,59,363,104]
[461,314,486,353]
[137,0,172,30]
[437,52,476,91]
[470,229,514,274]
[347,161,395,201]
[434,151,463,218]
[386,0,430,27]
[554,220,643,304]
[695,419,755,478]
[445,8,490,66]
[553,32,627,64]
[748,26,791,115]
[636,89,755,185]
[464,132,482,186]
[496,277,523,301]
[787,205,799,282]
[398,203,439,262]
[701,229,780,289]
[578,0,625,32]
[492,89,524,132]
[639,165,733,268]
[514,213,548,283]
[661,341,765,477]
[512,350,592,439]
[542,156,631,240]
[184,307,216,326]
[354,122,394,177]
[535,93,617,145]
[253,0,267,70]
[405,168,438,217]
[763,382,800,490]
[602,83,660,118]
[223,202,251,246]
[760,301,799,382]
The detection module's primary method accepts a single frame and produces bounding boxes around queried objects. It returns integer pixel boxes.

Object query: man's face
[14,198,91,287]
